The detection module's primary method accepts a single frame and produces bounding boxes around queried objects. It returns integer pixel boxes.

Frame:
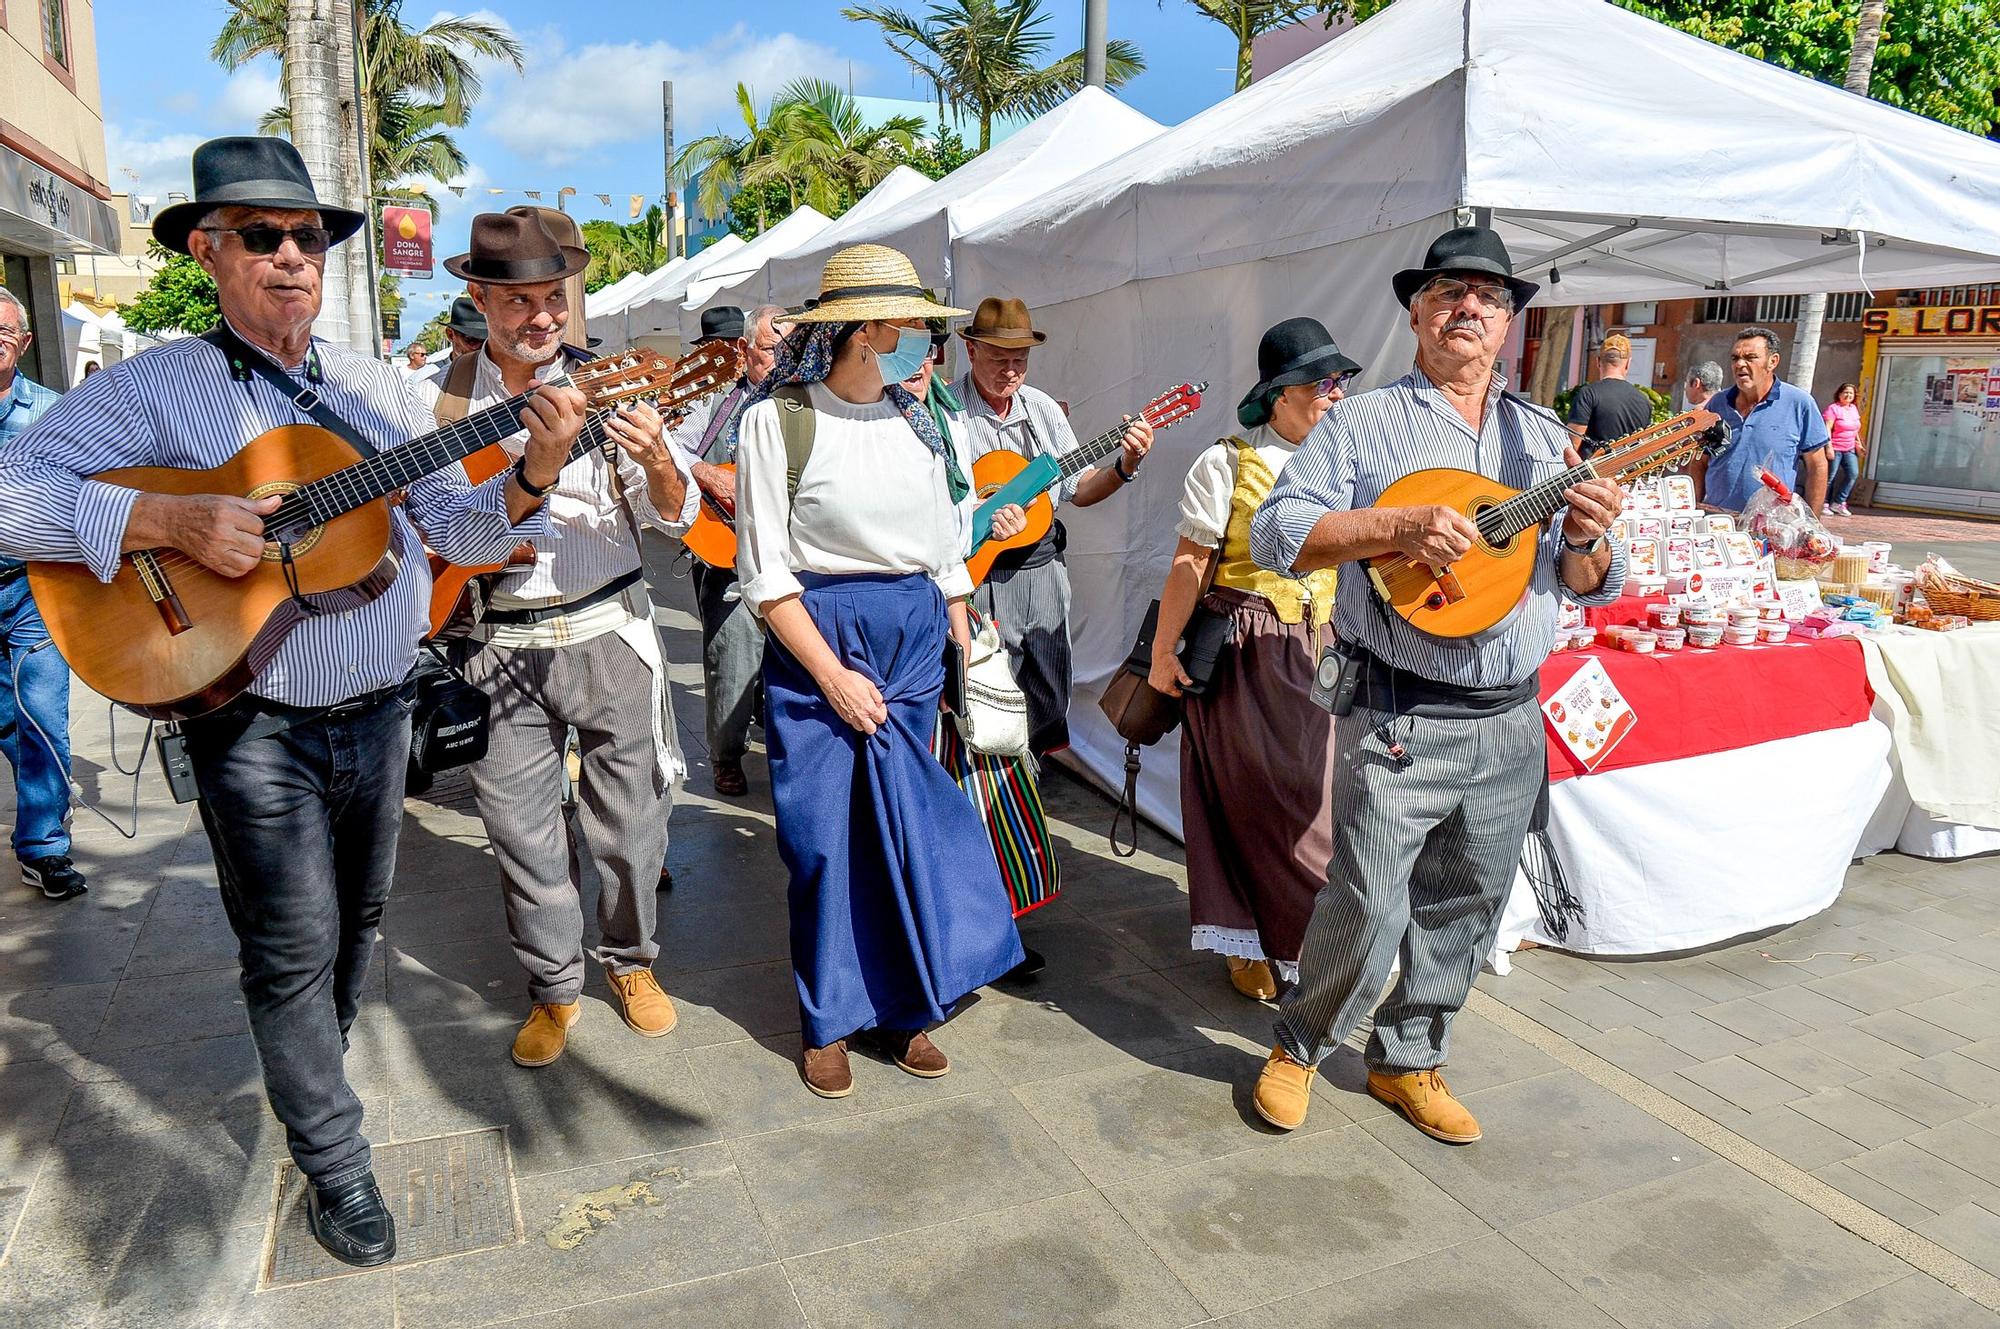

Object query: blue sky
[99,1,1250,328]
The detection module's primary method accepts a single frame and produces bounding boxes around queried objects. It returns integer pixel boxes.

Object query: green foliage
[1175,2,1339,91]
[898,125,976,179]
[122,243,220,335]
[583,207,667,292]
[1610,0,2000,134]
[1551,382,1674,426]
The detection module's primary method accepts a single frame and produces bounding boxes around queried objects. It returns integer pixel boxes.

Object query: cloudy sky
[99,1,1247,329]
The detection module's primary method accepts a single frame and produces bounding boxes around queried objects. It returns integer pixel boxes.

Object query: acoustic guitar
[964,381,1206,586]
[424,338,739,635]
[1363,409,1727,638]
[29,349,683,720]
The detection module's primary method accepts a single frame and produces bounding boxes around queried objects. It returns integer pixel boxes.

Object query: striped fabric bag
[931,710,1062,917]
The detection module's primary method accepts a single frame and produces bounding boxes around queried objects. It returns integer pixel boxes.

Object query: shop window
[1912,284,2000,307]
[42,0,70,69]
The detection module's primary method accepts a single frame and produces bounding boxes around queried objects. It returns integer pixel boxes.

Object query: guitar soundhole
[246,480,325,560]
[1468,499,1510,555]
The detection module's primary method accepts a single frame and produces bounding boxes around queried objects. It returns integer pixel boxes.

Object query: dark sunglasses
[200,224,334,256]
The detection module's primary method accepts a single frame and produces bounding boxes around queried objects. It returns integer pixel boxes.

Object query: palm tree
[842,0,1145,151]
[260,92,465,212]
[673,83,790,234]
[582,207,666,292]
[1177,2,1327,91]
[754,79,928,215]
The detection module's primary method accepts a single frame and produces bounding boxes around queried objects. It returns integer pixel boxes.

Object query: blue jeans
[185,691,412,1187]
[1828,450,1860,506]
[0,573,72,861]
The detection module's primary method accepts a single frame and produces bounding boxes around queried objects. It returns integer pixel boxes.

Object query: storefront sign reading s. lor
[1861,306,2000,338]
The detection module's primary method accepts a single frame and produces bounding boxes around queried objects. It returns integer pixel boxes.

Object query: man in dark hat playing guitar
[0,137,569,1267]
[1246,226,1627,1143]
[411,210,694,1075]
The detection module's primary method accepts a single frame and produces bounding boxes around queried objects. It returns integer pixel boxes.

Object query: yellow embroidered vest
[1211,438,1337,630]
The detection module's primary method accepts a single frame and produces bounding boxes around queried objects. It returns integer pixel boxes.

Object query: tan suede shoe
[1252,1045,1317,1131]
[1367,1068,1483,1144]
[607,969,677,1038]
[511,1001,582,1068]
[1227,956,1278,1002]
[801,1040,853,1098]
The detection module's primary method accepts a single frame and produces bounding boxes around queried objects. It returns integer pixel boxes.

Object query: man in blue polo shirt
[0,286,82,901]
[1693,325,1830,515]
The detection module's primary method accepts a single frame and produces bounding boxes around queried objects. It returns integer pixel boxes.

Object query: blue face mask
[874,325,933,387]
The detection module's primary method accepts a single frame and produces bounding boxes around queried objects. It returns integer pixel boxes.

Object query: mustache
[1444,316,1484,335]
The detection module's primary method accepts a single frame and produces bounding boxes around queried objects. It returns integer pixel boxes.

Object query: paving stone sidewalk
[1,552,1996,1327]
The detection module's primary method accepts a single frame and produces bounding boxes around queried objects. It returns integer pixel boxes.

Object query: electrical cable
[10,639,154,840]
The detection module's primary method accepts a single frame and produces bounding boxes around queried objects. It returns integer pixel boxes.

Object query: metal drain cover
[262,1127,522,1288]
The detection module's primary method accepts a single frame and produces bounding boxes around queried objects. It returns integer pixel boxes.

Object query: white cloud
[216,62,284,130]
[105,124,205,203]
[478,25,856,169]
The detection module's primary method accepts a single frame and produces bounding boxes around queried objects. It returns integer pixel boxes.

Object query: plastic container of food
[1756,620,1791,644]
[1687,622,1725,648]
[1727,606,1760,629]
[1647,603,1682,630]
[1655,627,1686,651]
[1863,541,1893,573]
[1625,630,1657,654]
[1724,623,1758,646]
[1755,599,1786,621]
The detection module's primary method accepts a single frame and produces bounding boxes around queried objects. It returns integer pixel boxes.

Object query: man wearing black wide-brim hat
[1242,226,1630,1142]
[0,136,573,1269]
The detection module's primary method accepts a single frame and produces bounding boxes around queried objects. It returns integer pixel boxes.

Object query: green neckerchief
[925,376,970,503]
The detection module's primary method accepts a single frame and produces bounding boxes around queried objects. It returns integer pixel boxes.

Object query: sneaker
[22,856,86,901]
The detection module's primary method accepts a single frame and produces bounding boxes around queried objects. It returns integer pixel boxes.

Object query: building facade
[1,0,118,389]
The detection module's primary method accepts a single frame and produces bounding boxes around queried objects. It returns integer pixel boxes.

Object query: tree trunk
[1528,307,1574,406]
[979,108,992,153]
[286,0,352,348]
[1788,0,1887,395]
[332,0,376,355]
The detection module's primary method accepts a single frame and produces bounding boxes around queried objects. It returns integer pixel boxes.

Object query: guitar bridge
[132,550,194,635]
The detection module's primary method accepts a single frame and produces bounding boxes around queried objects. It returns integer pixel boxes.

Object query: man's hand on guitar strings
[989,503,1028,540]
[518,384,587,489]
[157,492,283,579]
[1391,503,1480,566]
[602,399,669,468]
[691,461,736,513]
[1118,415,1155,469]
[1558,443,1625,545]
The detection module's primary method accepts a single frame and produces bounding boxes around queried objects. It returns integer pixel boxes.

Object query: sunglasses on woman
[1314,372,1356,397]
[200,224,335,256]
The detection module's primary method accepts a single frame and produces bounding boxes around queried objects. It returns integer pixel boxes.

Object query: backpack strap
[772,384,816,501]
[433,351,481,425]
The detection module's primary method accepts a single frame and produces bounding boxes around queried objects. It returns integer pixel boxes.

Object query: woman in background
[1823,382,1862,516]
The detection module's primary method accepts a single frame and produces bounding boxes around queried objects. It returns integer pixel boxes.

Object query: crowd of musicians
[0,136,1629,1268]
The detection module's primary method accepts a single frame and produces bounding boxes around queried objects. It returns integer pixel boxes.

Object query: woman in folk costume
[733,245,1023,1098]
[1149,318,1360,1001]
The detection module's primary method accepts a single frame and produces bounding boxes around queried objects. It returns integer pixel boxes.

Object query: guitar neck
[1055,416,1138,480]
[1481,461,1599,543]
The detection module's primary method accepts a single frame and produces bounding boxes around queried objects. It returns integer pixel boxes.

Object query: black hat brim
[1392,257,1539,310]
[1235,341,1364,425]
[152,197,365,256]
[442,246,590,285]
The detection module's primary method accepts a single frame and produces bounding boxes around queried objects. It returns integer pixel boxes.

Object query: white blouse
[1175,423,1300,549]
[735,380,974,612]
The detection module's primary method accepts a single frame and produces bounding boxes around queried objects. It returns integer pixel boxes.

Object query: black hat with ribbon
[1391,225,1540,311]
[698,305,746,343]
[151,136,366,255]
[442,211,589,285]
[1237,317,1362,427]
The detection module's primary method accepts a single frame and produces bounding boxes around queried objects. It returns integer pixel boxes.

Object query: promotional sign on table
[1541,658,1637,772]
[381,204,433,279]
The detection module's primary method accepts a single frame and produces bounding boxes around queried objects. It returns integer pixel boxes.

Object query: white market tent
[612,233,750,348]
[691,166,936,321]
[671,204,833,341]
[764,86,1165,308]
[948,0,2000,832]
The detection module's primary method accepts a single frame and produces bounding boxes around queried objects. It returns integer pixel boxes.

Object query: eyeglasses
[199,225,334,256]
[1314,372,1355,397]
[1420,277,1515,314]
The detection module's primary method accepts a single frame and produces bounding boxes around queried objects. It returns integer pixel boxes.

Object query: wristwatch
[1561,530,1608,556]
[513,462,556,499]
[1114,457,1139,483]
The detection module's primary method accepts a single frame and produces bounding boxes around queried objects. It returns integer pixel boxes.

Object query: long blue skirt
[765,572,1025,1047]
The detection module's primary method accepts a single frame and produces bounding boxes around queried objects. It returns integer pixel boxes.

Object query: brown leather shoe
[801,1040,852,1098]
[607,969,677,1038]
[876,1029,950,1078]
[512,1001,582,1068]
[1226,956,1278,1002]
[713,760,748,797]
[1252,1045,1316,1131]
[1367,1067,1483,1144]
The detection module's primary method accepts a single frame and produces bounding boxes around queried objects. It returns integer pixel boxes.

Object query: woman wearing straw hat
[1150,318,1358,1003]
[733,244,1024,1098]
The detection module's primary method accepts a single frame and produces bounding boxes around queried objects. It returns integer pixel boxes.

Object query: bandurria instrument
[424,338,738,635]
[964,382,1206,586]
[1364,409,1727,638]
[31,349,684,720]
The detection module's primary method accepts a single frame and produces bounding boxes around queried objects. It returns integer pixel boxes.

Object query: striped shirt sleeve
[1251,405,1355,577]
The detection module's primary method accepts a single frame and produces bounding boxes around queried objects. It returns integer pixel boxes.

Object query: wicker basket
[1922,588,2000,621]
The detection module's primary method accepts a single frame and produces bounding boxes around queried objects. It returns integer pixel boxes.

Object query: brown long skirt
[1180,586,1337,977]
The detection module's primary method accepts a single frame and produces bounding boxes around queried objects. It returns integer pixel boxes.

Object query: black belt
[1351,645,1537,719]
[480,568,643,626]
[187,680,411,746]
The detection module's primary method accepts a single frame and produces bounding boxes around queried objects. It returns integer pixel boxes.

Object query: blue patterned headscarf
[743,322,969,502]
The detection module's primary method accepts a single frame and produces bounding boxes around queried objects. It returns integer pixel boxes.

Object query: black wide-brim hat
[445,296,487,341]
[1391,225,1540,310]
[1236,316,1362,427]
[442,211,588,284]
[151,136,366,255]
[697,305,745,343]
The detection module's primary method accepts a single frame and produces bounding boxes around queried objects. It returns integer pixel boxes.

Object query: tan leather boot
[607,969,677,1038]
[1252,1045,1317,1131]
[1226,956,1278,1002]
[512,1001,581,1068]
[1367,1068,1483,1144]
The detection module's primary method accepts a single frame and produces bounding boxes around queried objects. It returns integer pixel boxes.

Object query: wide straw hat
[790,245,967,323]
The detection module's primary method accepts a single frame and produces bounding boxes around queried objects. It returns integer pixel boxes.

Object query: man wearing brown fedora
[413,209,698,1070]
[951,295,1153,757]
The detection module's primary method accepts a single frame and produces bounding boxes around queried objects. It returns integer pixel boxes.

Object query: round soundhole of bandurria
[1468,499,1512,555]
[246,480,325,559]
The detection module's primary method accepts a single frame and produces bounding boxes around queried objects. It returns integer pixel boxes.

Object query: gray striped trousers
[1276,700,1543,1071]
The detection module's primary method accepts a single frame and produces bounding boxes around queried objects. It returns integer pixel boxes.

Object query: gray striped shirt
[1251,365,1626,688]
[0,330,545,707]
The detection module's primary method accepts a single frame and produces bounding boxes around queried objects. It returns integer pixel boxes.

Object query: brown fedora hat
[442,211,588,285]
[958,296,1047,349]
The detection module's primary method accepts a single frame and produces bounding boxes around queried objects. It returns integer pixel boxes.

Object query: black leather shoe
[306,1173,396,1267]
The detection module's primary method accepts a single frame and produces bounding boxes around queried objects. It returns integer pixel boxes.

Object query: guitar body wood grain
[28,423,397,719]
[1363,465,1539,639]
[965,451,1055,586]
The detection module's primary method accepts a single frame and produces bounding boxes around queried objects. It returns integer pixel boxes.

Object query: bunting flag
[448,185,466,197]
[595,193,611,206]
[487,188,504,195]
[524,189,542,200]
[629,194,645,218]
